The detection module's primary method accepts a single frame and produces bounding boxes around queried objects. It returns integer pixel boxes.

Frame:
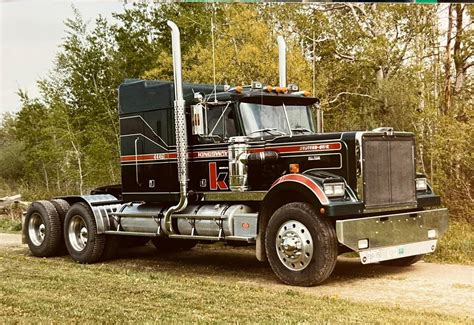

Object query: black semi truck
[24,21,448,286]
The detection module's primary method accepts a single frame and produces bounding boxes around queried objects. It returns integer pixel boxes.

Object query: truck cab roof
[119,79,319,115]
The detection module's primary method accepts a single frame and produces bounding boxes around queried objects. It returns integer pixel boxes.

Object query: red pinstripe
[271,174,329,205]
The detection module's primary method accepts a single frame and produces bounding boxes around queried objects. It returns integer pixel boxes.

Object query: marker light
[289,164,299,173]
[416,178,428,191]
[266,85,273,92]
[358,239,369,250]
[323,182,345,198]
[235,86,243,93]
[275,87,288,94]
[288,84,299,92]
[427,229,437,239]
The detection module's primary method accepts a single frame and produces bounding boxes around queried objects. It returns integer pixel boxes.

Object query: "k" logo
[209,162,228,190]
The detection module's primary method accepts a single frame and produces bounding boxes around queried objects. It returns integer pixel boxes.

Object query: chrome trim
[276,220,313,271]
[335,208,448,252]
[202,191,266,201]
[28,212,45,246]
[163,21,188,235]
[355,131,418,211]
[359,239,437,264]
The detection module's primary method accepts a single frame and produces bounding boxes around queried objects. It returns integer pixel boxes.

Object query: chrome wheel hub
[28,213,46,246]
[276,220,313,271]
[68,215,88,252]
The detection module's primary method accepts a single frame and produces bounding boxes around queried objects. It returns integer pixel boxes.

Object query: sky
[0,0,126,114]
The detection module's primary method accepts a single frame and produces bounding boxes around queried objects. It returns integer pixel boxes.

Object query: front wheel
[265,202,338,287]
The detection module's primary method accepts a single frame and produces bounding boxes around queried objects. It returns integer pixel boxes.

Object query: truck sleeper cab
[23,21,448,287]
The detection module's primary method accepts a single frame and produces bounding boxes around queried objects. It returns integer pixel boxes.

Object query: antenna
[211,16,217,103]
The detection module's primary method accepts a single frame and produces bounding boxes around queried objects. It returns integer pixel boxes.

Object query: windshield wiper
[291,127,312,134]
[248,128,286,136]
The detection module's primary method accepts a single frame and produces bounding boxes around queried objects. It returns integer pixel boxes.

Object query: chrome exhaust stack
[277,35,286,88]
[164,20,188,234]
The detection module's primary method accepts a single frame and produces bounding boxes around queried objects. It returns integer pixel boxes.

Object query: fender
[256,173,329,262]
[269,173,329,205]
[57,194,122,234]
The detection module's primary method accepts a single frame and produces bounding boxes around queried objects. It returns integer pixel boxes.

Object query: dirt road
[0,232,23,247]
[1,232,472,318]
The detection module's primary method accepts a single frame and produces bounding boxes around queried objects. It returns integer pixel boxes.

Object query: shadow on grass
[58,243,417,286]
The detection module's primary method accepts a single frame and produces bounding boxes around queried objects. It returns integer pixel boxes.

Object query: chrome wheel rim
[28,212,46,246]
[276,220,313,271]
[68,215,88,252]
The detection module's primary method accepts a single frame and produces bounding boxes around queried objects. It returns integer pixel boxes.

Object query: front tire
[265,202,338,286]
[25,201,62,257]
[64,202,105,263]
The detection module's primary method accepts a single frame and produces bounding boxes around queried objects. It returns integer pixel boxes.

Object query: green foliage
[0,218,22,233]
[426,219,474,265]
[0,4,471,220]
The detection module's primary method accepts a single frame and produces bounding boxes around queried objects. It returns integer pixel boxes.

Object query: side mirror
[191,103,206,136]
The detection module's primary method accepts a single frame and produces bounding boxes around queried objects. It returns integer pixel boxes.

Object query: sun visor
[239,94,320,106]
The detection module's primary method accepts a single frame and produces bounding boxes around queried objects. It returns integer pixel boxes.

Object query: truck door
[189,103,239,192]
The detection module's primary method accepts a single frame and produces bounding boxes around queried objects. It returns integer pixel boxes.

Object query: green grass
[425,219,473,265]
[0,249,468,323]
[0,216,21,233]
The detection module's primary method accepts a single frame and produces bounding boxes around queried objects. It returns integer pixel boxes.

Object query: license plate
[359,240,437,264]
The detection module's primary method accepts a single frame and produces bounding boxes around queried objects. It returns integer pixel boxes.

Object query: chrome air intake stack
[228,136,250,191]
[163,20,188,234]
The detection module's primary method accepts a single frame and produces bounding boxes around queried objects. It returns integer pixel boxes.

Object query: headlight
[323,182,345,198]
[416,178,428,191]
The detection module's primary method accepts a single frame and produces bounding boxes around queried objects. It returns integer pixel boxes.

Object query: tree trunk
[442,4,454,115]
[453,4,465,95]
[42,162,50,192]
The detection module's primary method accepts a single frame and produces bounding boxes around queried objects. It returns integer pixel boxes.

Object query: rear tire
[265,202,338,286]
[64,202,105,263]
[50,199,70,255]
[380,254,424,266]
[50,199,70,224]
[25,201,62,257]
[151,237,197,253]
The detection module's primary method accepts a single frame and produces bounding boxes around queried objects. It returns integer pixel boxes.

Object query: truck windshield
[240,102,315,137]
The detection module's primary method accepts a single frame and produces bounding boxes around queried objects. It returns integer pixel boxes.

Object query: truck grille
[362,135,416,208]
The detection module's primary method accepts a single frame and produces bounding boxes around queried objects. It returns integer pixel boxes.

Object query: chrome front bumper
[335,208,449,264]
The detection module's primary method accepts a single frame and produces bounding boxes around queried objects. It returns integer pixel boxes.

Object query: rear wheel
[380,254,424,266]
[151,237,197,253]
[25,201,62,257]
[64,202,105,263]
[50,199,70,254]
[265,202,338,286]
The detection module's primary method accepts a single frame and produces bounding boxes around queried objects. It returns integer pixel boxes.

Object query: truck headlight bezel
[323,182,346,198]
[415,178,428,192]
